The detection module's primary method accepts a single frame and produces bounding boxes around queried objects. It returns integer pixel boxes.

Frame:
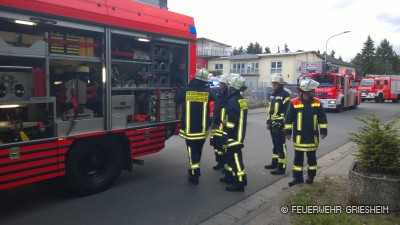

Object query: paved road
[0,102,399,225]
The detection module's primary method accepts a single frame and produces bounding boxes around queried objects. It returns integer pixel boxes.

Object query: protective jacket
[284,96,328,151]
[212,87,229,137]
[174,81,215,140]
[223,91,248,148]
[267,87,290,128]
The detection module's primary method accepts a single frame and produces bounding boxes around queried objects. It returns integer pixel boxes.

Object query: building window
[271,61,282,74]
[215,64,223,70]
[196,64,200,69]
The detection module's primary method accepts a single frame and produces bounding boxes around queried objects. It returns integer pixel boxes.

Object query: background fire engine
[0,0,196,195]
[358,75,400,103]
[303,72,361,112]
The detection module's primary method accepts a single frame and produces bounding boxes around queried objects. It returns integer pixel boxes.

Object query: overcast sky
[168,0,400,61]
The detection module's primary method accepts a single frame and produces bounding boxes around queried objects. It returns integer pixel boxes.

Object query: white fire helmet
[194,68,210,82]
[229,75,246,90]
[270,74,284,84]
[299,79,319,92]
[220,74,230,84]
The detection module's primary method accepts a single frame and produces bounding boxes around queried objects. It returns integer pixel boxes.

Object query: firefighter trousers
[213,135,226,164]
[224,146,247,187]
[270,127,287,169]
[186,139,206,177]
[292,150,317,179]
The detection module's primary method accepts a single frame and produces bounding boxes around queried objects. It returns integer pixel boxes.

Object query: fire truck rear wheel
[66,136,123,195]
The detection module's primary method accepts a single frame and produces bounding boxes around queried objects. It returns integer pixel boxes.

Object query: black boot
[306,176,314,184]
[213,162,224,170]
[288,177,304,187]
[264,163,277,169]
[188,176,199,185]
[271,168,285,175]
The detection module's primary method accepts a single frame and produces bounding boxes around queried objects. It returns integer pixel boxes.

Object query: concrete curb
[199,142,357,225]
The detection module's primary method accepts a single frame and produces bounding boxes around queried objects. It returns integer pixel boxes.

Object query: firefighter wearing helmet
[219,75,248,192]
[284,78,328,186]
[174,68,216,185]
[265,74,290,175]
[211,74,230,170]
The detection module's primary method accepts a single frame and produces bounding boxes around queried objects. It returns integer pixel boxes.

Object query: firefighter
[211,74,230,170]
[220,75,248,192]
[174,68,215,185]
[284,79,328,186]
[265,74,290,175]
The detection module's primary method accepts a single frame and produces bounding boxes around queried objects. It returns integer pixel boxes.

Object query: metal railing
[231,68,259,75]
[197,48,231,57]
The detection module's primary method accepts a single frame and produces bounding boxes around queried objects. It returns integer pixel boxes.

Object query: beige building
[208,51,356,86]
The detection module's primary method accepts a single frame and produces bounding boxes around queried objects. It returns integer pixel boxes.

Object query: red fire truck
[359,75,400,103]
[304,73,361,112]
[0,0,196,195]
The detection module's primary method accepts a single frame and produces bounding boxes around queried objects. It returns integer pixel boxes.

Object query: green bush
[348,114,400,174]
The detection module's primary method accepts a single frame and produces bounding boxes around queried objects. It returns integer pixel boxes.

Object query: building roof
[258,50,320,58]
[322,54,354,68]
[197,37,232,47]
[230,54,259,60]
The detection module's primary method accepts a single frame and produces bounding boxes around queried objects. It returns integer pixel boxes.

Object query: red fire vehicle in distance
[358,78,377,102]
[359,75,400,103]
[303,73,361,112]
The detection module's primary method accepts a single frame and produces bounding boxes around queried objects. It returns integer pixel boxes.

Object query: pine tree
[246,42,255,54]
[264,47,271,54]
[330,50,336,58]
[253,42,263,54]
[238,46,245,55]
[232,47,238,56]
[376,39,395,74]
[283,44,290,53]
[360,35,376,74]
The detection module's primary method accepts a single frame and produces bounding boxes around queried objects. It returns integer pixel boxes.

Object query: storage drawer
[160,91,175,99]
[159,99,175,107]
[159,106,176,114]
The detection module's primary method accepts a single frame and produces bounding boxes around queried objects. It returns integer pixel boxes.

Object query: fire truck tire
[336,98,344,112]
[392,95,399,103]
[361,99,365,103]
[66,136,123,195]
[375,94,384,103]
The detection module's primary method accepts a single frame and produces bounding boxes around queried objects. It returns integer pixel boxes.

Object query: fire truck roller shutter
[65,134,124,195]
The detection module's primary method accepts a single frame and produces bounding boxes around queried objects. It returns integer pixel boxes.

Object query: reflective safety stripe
[319,124,328,128]
[234,153,245,182]
[283,97,290,104]
[191,163,200,170]
[226,122,235,128]
[273,102,279,116]
[278,144,287,167]
[285,124,292,129]
[297,112,302,131]
[293,146,318,151]
[313,115,317,130]
[293,165,303,171]
[272,154,279,159]
[308,165,318,170]
[202,102,207,133]
[214,149,224,155]
[314,135,319,144]
[186,102,191,134]
[296,135,301,144]
[311,102,320,107]
[293,104,304,108]
[187,146,194,175]
[218,108,226,131]
[293,143,318,147]
[225,164,235,176]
